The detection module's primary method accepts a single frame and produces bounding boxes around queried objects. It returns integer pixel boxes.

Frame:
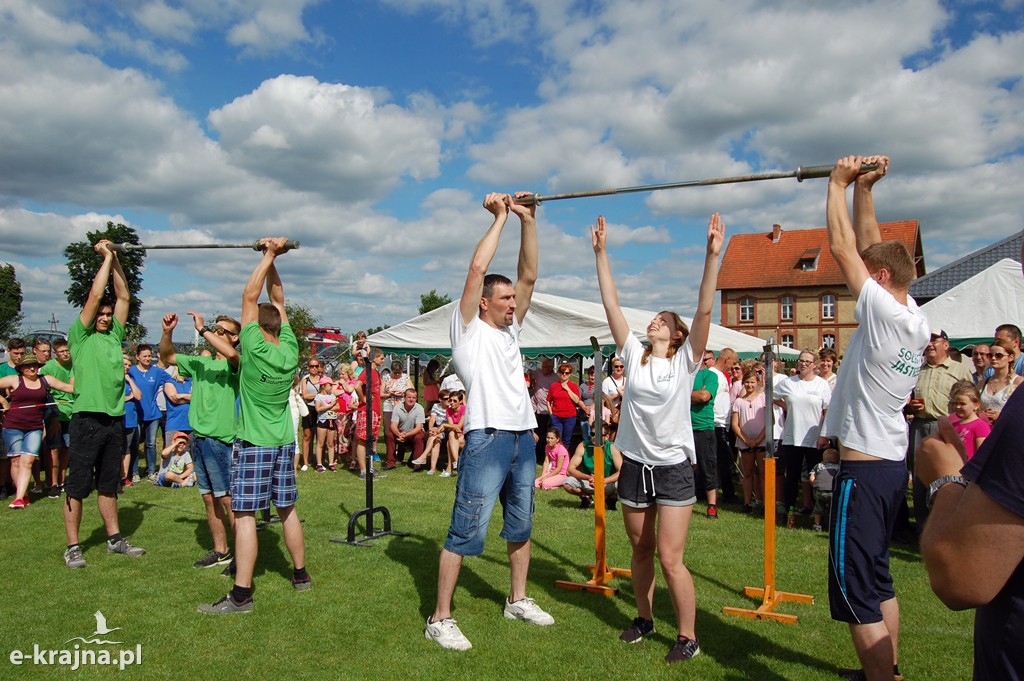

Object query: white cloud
[131,1,197,42]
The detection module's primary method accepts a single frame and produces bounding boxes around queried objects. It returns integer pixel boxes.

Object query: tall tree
[285,301,319,361]
[418,289,452,315]
[0,263,25,339]
[64,223,147,341]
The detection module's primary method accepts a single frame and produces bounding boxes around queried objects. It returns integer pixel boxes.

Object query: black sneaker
[619,617,655,643]
[47,486,60,499]
[221,560,236,577]
[291,574,312,592]
[665,635,700,663]
[579,496,593,510]
[605,498,617,511]
[194,549,233,569]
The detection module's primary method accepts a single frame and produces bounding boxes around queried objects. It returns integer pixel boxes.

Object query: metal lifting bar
[109,240,301,252]
[514,163,878,205]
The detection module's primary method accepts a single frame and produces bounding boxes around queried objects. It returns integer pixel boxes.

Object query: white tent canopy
[368,292,798,358]
[920,258,1024,346]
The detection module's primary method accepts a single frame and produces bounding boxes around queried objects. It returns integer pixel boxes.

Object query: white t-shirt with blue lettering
[614,334,700,466]
[822,279,930,461]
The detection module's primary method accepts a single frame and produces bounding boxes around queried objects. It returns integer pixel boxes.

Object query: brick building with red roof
[717,221,924,354]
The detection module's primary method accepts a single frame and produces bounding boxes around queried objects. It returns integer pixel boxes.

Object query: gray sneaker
[197,594,253,615]
[107,538,146,557]
[64,545,86,569]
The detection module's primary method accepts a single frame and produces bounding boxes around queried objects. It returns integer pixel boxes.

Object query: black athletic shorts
[66,412,124,500]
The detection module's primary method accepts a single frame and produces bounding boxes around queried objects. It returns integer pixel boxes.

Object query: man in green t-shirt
[62,239,145,570]
[160,310,241,571]
[40,337,74,497]
[199,237,308,615]
[691,358,720,519]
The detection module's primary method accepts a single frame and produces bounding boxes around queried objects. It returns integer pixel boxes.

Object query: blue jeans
[549,415,576,448]
[444,429,536,557]
[132,419,161,477]
[194,437,232,497]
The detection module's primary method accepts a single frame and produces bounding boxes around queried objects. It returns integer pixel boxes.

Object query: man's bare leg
[432,548,464,621]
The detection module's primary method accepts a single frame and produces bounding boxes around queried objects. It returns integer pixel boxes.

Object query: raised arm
[159,313,179,366]
[241,237,291,326]
[459,193,511,325]
[109,247,131,327]
[266,260,288,326]
[509,192,538,324]
[852,155,890,252]
[592,215,631,349]
[80,240,116,328]
[827,155,872,299]
[687,213,724,361]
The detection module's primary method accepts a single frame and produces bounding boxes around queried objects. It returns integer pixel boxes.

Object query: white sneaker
[300,465,309,472]
[503,597,554,626]
[439,471,451,478]
[425,616,472,651]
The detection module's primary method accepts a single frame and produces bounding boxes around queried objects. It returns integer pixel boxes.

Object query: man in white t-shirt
[425,191,552,652]
[439,372,464,394]
[822,155,930,681]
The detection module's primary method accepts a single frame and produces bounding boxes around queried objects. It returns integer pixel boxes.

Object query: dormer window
[797,248,821,272]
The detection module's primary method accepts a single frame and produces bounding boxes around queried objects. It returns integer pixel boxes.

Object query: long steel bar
[110,240,301,252]
[516,163,876,205]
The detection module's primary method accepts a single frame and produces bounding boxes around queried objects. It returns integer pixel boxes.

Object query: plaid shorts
[355,409,381,441]
[230,440,298,512]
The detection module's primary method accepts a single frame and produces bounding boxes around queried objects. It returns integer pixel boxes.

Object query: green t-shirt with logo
[176,355,239,444]
[690,367,718,432]
[237,321,298,447]
[68,316,126,417]
[40,359,74,421]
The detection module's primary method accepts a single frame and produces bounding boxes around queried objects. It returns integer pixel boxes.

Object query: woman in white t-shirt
[773,349,832,514]
[592,212,723,664]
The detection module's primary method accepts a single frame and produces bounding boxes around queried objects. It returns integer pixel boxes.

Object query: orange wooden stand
[555,440,631,596]
[722,456,813,623]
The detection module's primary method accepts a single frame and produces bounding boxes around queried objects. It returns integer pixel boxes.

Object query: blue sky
[1,0,1023,340]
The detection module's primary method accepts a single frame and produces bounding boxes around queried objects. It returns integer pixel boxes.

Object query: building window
[780,295,794,322]
[782,334,795,348]
[822,333,836,349]
[821,294,836,320]
[739,297,754,323]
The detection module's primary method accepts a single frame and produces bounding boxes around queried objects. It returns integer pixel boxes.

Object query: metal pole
[110,240,301,252]
[515,163,877,205]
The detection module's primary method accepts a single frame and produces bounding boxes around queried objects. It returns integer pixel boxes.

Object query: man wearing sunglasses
[160,310,242,571]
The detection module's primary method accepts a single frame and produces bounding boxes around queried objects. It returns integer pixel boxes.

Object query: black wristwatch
[200,325,215,336]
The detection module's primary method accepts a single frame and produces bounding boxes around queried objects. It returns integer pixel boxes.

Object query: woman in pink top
[535,428,570,490]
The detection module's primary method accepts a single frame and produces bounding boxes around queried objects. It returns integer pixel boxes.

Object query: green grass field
[1,459,973,680]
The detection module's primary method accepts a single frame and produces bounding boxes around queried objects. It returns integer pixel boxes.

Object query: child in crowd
[809,448,840,531]
[314,376,339,471]
[731,367,766,514]
[535,428,570,490]
[441,390,466,478]
[414,389,449,474]
[156,432,195,488]
[948,381,991,460]
[562,422,623,510]
[335,365,357,468]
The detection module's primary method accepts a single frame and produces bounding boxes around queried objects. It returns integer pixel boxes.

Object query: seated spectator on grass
[415,389,449,474]
[562,423,623,510]
[391,388,426,467]
[156,433,196,488]
[441,390,465,478]
[535,428,569,490]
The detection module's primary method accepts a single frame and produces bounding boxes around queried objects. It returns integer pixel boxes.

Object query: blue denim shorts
[3,428,42,457]
[230,440,298,512]
[443,428,535,557]
[194,437,232,497]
